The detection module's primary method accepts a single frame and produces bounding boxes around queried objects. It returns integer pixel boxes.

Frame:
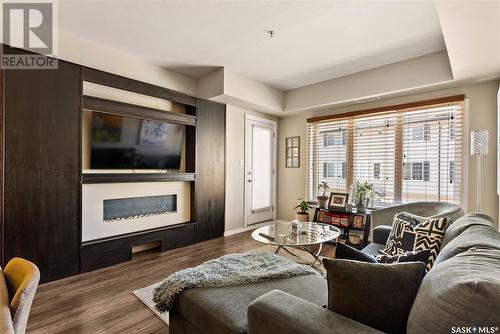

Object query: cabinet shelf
[81,173,196,184]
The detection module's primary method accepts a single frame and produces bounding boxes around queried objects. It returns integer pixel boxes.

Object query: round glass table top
[251,221,341,247]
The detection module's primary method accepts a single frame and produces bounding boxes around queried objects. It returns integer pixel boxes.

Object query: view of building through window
[307,101,464,206]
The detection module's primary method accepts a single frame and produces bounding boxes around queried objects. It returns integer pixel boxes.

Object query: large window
[307,97,464,206]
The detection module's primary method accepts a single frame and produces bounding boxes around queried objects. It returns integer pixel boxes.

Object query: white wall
[225,105,278,233]
[59,32,197,96]
[284,51,453,112]
[277,79,500,227]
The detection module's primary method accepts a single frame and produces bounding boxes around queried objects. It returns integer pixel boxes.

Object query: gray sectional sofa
[170,212,500,334]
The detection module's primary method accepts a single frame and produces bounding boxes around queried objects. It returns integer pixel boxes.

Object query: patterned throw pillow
[375,249,431,265]
[380,212,449,270]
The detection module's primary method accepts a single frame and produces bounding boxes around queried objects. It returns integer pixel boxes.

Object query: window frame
[306,95,465,206]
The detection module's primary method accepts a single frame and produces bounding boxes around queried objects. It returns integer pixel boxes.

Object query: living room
[0,1,499,333]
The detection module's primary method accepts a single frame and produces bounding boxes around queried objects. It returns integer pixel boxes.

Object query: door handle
[247,179,252,183]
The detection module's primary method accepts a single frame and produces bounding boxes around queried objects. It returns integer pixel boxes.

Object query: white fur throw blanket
[153,252,317,312]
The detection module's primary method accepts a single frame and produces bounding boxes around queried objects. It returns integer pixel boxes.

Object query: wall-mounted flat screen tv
[90,112,184,170]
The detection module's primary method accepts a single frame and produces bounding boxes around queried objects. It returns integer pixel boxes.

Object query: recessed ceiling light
[267,30,275,38]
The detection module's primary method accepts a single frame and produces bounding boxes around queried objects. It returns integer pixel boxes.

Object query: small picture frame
[286,136,300,168]
[352,214,364,229]
[328,193,349,210]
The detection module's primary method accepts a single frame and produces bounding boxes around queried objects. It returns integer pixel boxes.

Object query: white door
[245,115,277,226]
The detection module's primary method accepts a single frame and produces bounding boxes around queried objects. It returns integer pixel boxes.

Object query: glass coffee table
[251,221,341,270]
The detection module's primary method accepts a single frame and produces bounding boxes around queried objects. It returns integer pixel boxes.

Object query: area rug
[133,251,317,323]
[133,283,169,325]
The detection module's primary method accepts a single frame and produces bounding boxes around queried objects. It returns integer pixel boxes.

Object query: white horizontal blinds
[352,111,397,205]
[307,119,348,199]
[400,102,463,204]
[306,98,464,206]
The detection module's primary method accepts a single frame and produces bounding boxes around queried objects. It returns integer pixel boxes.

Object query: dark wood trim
[81,173,195,184]
[4,59,81,282]
[0,65,4,266]
[81,67,196,106]
[82,95,196,126]
[81,223,195,272]
[78,67,83,273]
[307,94,466,123]
[81,222,195,246]
[194,99,225,242]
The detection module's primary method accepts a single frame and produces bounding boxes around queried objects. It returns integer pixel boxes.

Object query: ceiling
[59,0,445,90]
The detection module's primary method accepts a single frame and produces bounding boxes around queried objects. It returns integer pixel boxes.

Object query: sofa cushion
[440,213,496,248]
[408,248,500,333]
[173,274,327,334]
[323,258,425,334]
[434,224,500,266]
[381,212,448,270]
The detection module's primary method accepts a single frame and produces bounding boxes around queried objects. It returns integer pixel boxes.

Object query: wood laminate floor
[27,231,335,334]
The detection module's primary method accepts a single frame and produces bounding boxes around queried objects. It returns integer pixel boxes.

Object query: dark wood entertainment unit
[0,45,226,282]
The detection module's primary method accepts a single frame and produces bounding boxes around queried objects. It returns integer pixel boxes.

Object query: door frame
[244,114,277,227]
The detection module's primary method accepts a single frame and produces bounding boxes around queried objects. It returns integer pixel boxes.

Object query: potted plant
[317,181,329,208]
[351,180,376,212]
[294,198,311,222]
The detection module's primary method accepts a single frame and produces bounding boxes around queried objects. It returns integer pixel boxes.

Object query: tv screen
[90,112,184,170]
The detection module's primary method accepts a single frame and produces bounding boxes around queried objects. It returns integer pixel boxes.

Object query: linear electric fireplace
[103,194,177,223]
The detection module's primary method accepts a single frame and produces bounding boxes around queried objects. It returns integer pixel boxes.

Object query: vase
[355,198,369,212]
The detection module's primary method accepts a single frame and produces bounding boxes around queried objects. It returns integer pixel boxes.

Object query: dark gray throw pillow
[375,249,431,265]
[336,242,430,266]
[322,258,425,334]
[335,242,378,263]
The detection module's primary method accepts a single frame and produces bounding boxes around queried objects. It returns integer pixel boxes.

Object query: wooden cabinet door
[4,57,81,282]
[195,99,225,242]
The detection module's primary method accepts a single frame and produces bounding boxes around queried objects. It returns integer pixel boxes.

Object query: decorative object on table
[380,212,449,271]
[470,129,489,211]
[312,205,372,249]
[328,192,349,210]
[152,252,317,313]
[288,221,302,235]
[351,180,375,212]
[285,136,300,168]
[317,181,329,207]
[348,233,361,245]
[352,214,364,229]
[294,198,311,222]
[328,213,349,228]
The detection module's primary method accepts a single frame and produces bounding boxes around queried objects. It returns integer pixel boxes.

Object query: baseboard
[223,220,277,237]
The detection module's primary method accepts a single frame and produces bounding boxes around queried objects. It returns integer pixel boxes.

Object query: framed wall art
[286,136,300,168]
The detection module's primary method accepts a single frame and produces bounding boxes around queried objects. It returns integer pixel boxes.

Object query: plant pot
[317,195,329,208]
[355,198,369,212]
[295,212,309,223]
